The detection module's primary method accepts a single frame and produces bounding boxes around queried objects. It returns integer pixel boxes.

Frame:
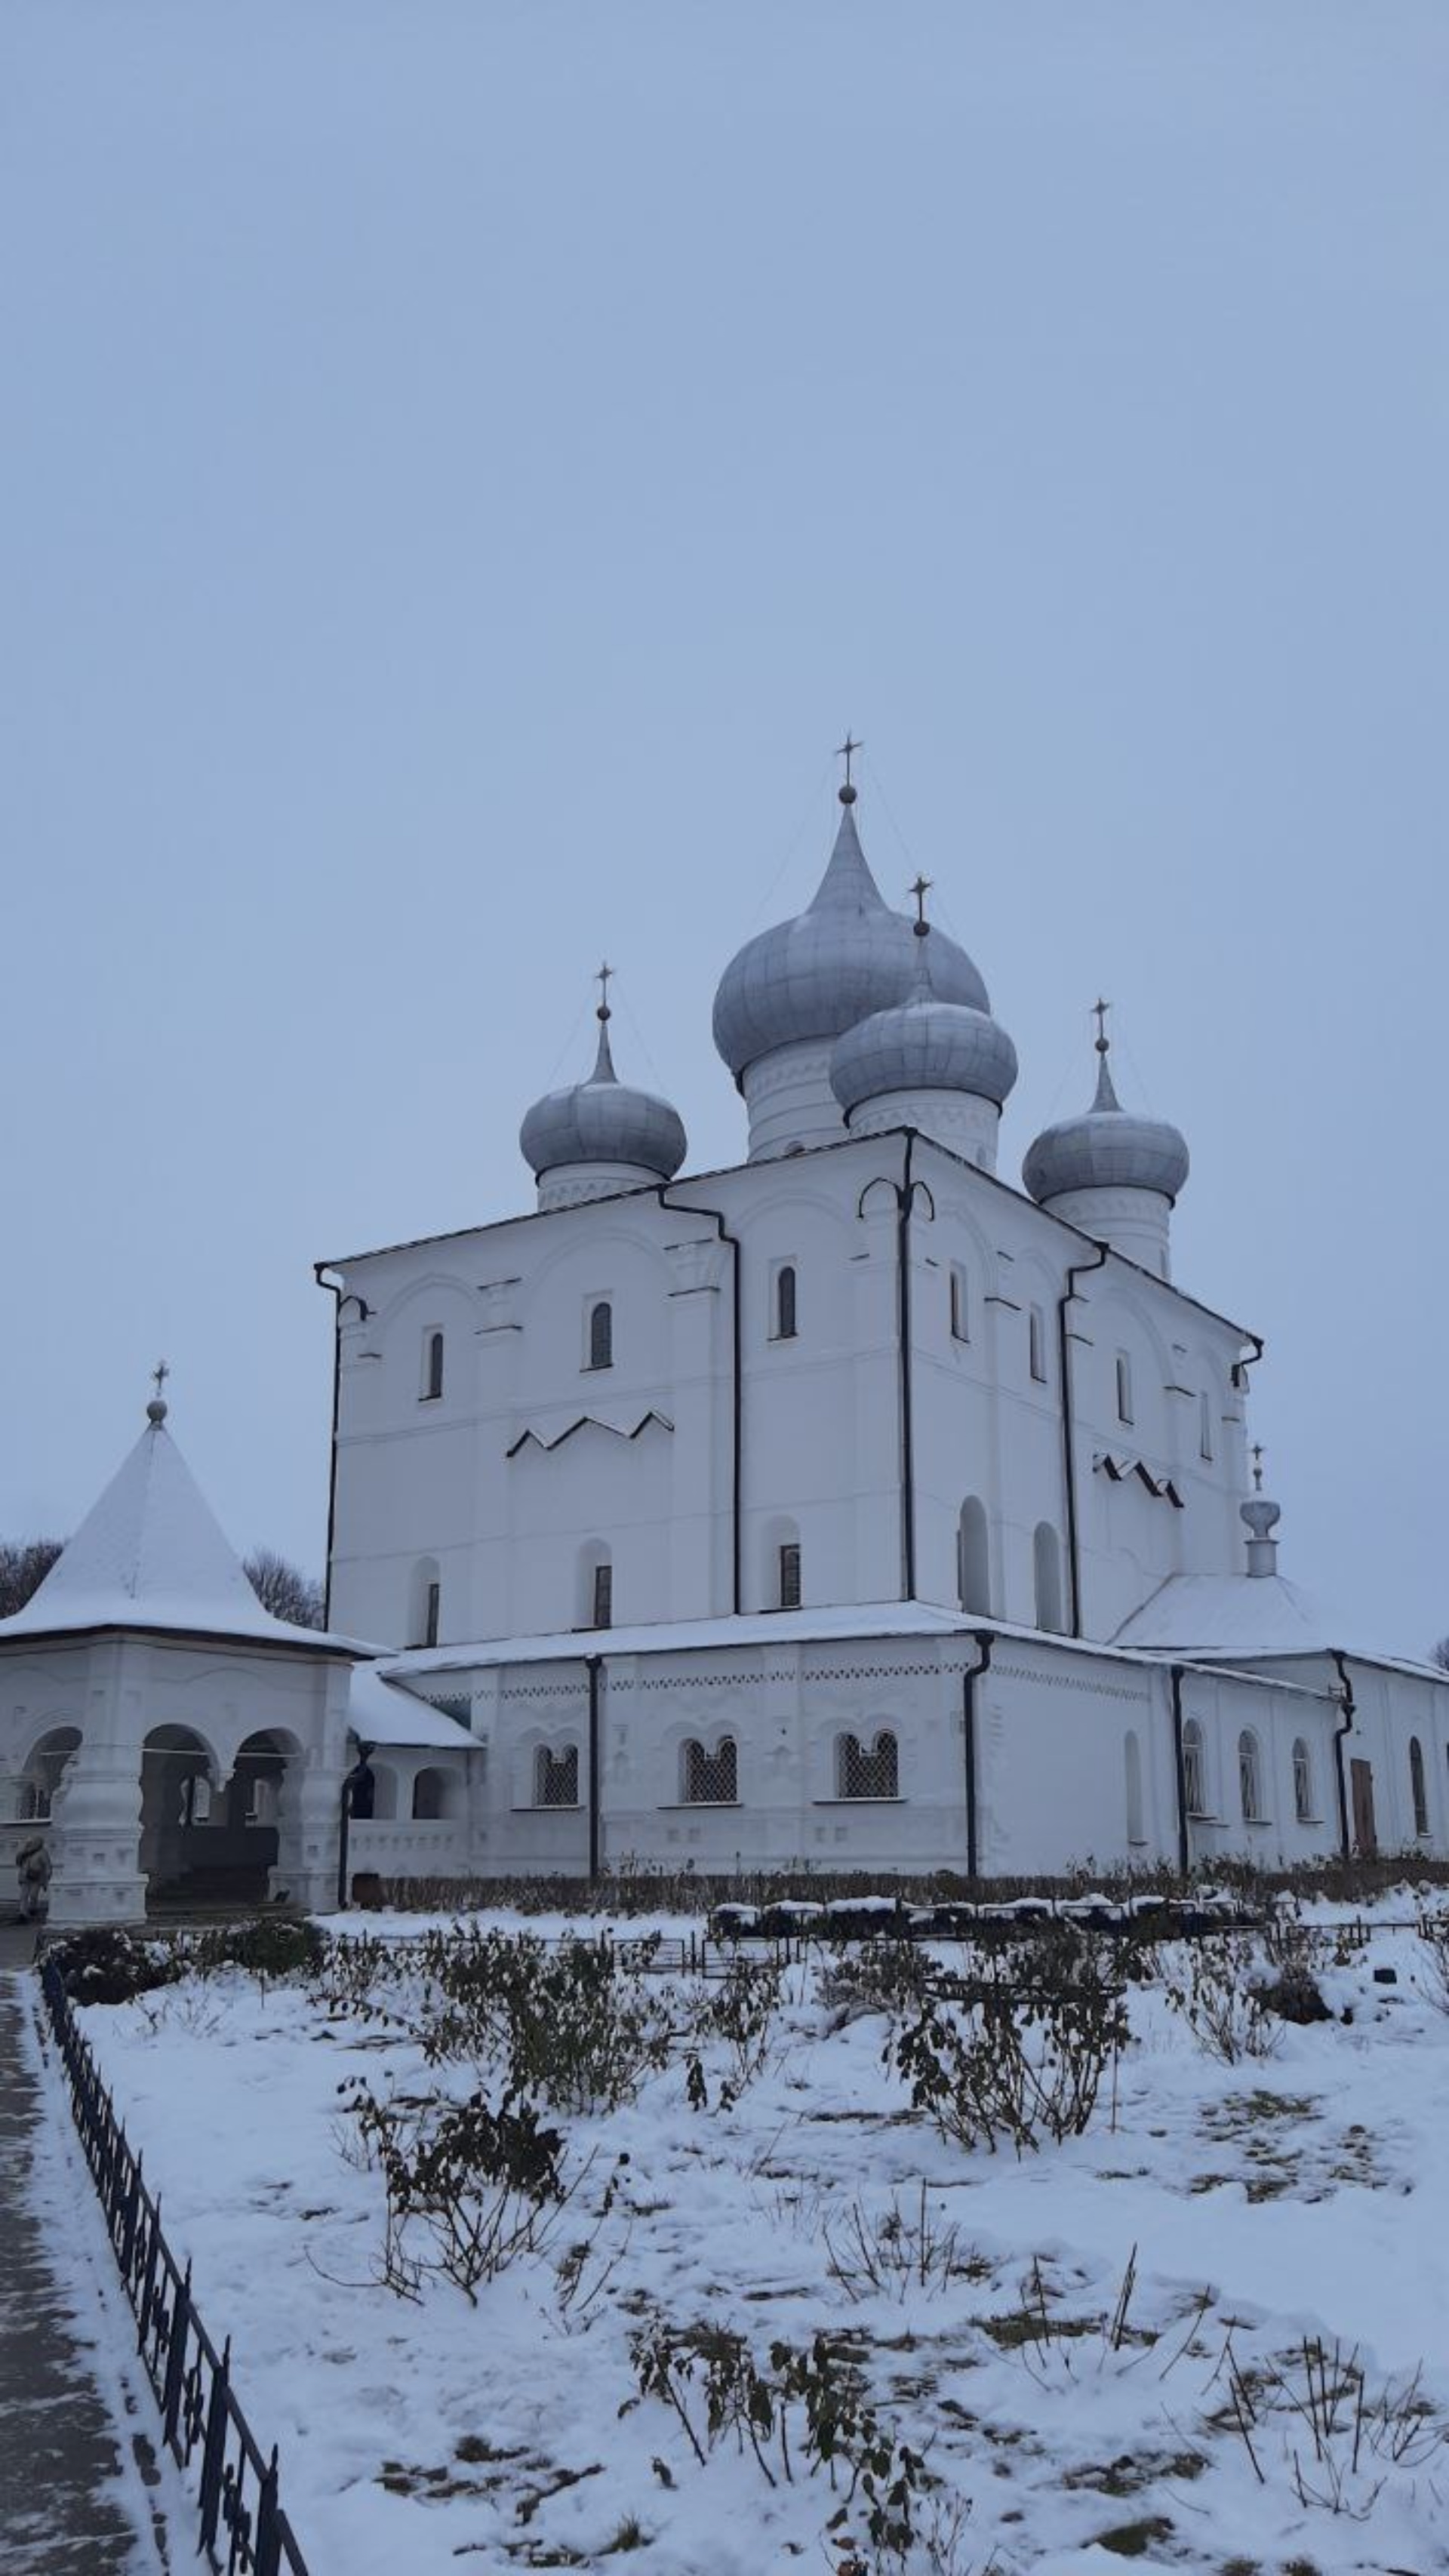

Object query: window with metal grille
[423,1330,445,1401]
[592,1561,613,1628]
[587,1300,613,1370]
[534,1744,580,1808]
[835,1731,899,1799]
[1238,1729,1263,1824]
[949,1266,969,1342]
[423,1580,441,1650]
[778,1542,801,1610]
[1411,1736,1429,1836]
[1183,1719,1208,1817]
[1029,1306,1048,1383]
[1292,1738,1314,1824]
[774,1264,798,1340]
[682,1737,737,1803]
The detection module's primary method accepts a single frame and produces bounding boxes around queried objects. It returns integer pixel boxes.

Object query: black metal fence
[38,1958,311,2576]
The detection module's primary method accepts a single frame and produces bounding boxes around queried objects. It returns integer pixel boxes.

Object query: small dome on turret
[521,971,686,1198]
[712,777,990,1087]
[1023,1010,1189,1208]
[829,912,1017,1118]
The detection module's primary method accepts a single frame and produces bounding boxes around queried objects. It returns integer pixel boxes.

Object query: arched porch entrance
[143,1725,292,1910]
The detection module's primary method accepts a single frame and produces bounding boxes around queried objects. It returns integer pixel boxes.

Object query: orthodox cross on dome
[1252,1442,1265,1493]
[1093,997,1112,1057]
[147,1358,170,1425]
[909,873,933,934]
[834,731,863,804]
[595,960,613,1023]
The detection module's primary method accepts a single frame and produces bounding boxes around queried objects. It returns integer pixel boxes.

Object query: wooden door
[1350,1758,1377,1856]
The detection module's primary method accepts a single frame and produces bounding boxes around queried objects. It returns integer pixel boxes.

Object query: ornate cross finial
[595,960,613,1022]
[152,1359,170,1399]
[146,1358,170,1426]
[834,731,863,804]
[909,873,932,934]
[1093,997,1111,1056]
[1252,1442,1264,1492]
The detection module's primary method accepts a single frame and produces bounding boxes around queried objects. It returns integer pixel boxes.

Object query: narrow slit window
[1293,1738,1313,1824]
[949,1268,969,1343]
[1029,1307,1047,1383]
[1411,1737,1429,1836]
[774,1265,798,1340]
[423,1330,445,1401]
[592,1561,613,1629]
[587,1300,613,1371]
[423,1580,441,1650]
[1183,1719,1208,1817]
[779,1542,801,1610]
[1199,1390,1214,1460]
[1115,1353,1134,1424]
[1238,1729,1263,1824]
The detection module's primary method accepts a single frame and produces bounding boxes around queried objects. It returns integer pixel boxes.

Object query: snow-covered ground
[75,1906,1449,2575]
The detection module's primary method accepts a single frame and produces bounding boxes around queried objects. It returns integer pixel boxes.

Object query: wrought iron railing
[38,1958,311,2576]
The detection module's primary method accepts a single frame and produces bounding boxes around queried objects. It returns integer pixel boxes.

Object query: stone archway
[141,1725,229,1907]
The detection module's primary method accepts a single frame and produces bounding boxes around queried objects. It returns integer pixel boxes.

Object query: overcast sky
[2,3,1444,1651]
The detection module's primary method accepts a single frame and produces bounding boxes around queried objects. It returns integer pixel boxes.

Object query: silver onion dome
[520,997,687,1183]
[712,786,992,1085]
[830,925,1017,1115]
[1023,1019,1189,1205]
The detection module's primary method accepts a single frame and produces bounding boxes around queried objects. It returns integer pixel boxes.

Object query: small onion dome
[712,786,992,1085]
[829,926,1017,1116]
[1023,1032,1189,1206]
[520,1005,687,1183]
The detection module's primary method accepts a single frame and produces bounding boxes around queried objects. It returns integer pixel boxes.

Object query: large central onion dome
[712,784,991,1087]
[521,981,686,1211]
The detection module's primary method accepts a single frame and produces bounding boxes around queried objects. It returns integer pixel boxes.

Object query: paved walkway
[0,1968,168,2575]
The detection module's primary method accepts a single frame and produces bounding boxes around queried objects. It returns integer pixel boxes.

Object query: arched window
[949,1266,969,1343]
[1292,1738,1314,1824]
[1183,1719,1208,1817]
[422,1330,445,1402]
[1032,1522,1063,1634]
[774,1264,798,1341]
[534,1744,580,1808]
[412,1767,450,1821]
[1124,1729,1144,1845]
[1410,1736,1429,1837]
[587,1300,613,1371]
[681,1737,737,1804]
[778,1540,801,1611]
[836,1731,899,1799]
[1238,1729,1264,1824]
[957,1498,990,1616]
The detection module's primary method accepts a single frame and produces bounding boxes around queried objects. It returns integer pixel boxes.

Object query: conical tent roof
[0,1411,364,1651]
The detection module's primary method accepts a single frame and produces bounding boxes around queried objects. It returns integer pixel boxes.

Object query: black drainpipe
[1330,1648,1356,1859]
[897,1132,918,1601]
[1057,1240,1110,1637]
[961,1629,993,1881]
[586,1652,604,1879]
[1168,1664,1189,1878]
[658,1188,743,1615]
[314,1267,345,1630]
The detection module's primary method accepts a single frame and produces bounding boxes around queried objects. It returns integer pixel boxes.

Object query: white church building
[5,765,1446,1918]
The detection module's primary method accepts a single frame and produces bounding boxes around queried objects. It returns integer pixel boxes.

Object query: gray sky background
[2,4,1444,1651]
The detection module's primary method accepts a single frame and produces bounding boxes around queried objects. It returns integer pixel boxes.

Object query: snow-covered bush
[49,1926,182,2005]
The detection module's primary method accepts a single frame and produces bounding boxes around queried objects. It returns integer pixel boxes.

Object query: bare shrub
[345,2079,568,2301]
[1414,1910,1449,2014]
[888,1933,1128,2155]
[818,1937,932,2028]
[416,1927,673,2113]
[682,1955,783,2109]
[1213,2332,1446,2520]
[823,2183,984,2306]
[1162,1940,1279,2064]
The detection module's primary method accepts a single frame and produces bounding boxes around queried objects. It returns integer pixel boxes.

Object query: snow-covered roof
[346,1662,478,1752]
[0,1411,373,1656]
[1110,1574,1449,1683]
